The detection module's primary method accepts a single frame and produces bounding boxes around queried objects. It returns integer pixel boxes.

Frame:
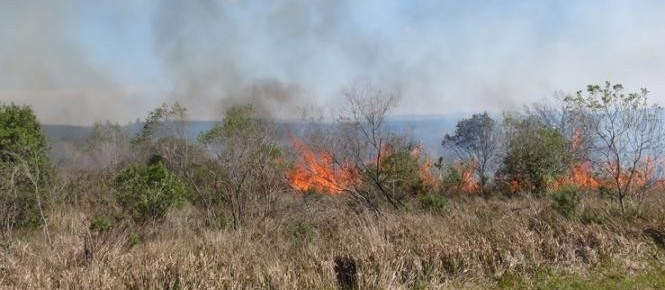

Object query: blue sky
[1,1,665,124]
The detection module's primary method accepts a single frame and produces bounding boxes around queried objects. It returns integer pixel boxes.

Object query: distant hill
[42,115,467,158]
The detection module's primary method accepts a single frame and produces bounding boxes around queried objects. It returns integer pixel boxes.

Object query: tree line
[0,82,663,238]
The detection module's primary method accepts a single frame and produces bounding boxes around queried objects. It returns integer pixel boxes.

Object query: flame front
[287,137,357,194]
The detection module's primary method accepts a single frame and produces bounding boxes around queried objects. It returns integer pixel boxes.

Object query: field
[2,185,664,289]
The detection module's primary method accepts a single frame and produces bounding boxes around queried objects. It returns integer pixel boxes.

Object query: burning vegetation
[2,82,665,289]
[287,136,358,194]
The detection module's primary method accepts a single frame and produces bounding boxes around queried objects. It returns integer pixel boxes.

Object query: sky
[1,0,665,125]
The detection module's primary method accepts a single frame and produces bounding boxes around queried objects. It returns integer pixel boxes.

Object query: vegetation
[113,160,187,223]
[500,116,573,195]
[1,82,665,289]
[0,103,51,232]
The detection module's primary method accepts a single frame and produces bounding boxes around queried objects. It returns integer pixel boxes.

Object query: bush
[550,186,580,219]
[500,117,573,195]
[0,103,51,230]
[113,161,187,223]
[419,194,447,211]
[89,215,113,233]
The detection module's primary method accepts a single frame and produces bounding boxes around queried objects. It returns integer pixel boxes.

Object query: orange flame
[410,144,438,190]
[287,137,357,194]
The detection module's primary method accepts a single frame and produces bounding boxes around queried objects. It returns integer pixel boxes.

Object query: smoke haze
[1,0,665,124]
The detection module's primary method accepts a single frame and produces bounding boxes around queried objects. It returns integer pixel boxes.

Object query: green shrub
[114,161,187,223]
[419,194,447,211]
[293,222,315,244]
[127,232,142,247]
[500,117,573,195]
[550,186,580,219]
[0,103,51,230]
[89,215,113,233]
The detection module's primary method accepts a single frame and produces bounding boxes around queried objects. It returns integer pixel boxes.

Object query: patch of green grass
[499,264,665,290]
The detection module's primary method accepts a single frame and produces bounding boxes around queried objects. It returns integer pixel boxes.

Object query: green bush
[419,194,447,211]
[500,117,573,195]
[293,222,315,244]
[0,103,51,230]
[550,186,580,219]
[89,215,113,233]
[113,161,187,223]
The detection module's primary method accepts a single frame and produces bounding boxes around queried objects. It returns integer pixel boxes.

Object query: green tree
[500,116,573,195]
[443,112,502,194]
[114,160,187,223]
[199,105,285,229]
[0,103,51,231]
[131,102,196,177]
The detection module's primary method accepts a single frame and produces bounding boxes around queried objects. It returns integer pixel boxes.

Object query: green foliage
[441,165,462,191]
[198,105,259,144]
[550,186,580,219]
[443,112,501,192]
[362,140,432,203]
[131,102,188,146]
[114,161,187,223]
[197,105,284,229]
[293,222,315,244]
[89,215,113,233]
[127,232,142,247]
[419,194,447,211]
[0,103,51,229]
[500,117,573,195]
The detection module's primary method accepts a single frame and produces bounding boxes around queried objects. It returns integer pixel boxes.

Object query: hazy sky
[1,0,665,124]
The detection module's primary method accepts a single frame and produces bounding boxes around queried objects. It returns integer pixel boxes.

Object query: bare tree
[564,82,665,211]
[332,84,405,210]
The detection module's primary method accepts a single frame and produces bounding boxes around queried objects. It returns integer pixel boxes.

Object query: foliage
[130,102,197,178]
[419,194,447,211]
[500,116,573,195]
[113,161,187,223]
[0,103,51,230]
[365,140,432,199]
[443,112,501,192]
[550,186,580,219]
[198,104,285,229]
[89,215,113,233]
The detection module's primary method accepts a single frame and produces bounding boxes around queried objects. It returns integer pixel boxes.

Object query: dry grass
[1,191,664,289]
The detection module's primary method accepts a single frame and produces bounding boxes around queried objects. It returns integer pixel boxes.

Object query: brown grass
[1,190,664,289]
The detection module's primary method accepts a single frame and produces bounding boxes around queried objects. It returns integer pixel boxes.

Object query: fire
[605,156,655,191]
[287,137,357,194]
[552,128,601,190]
[287,137,439,195]
[410,144,438,190]
[460,167,479,192]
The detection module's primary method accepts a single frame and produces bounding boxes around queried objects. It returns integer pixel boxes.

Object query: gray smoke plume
[0,1,147,125]
[2,1,665,124]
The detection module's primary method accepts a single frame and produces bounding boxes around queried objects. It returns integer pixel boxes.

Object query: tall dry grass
[1,191,664,289]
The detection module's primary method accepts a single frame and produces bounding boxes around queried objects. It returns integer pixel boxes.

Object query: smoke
[152,0,665,119]
[152,0,359,118]
[2,1,665,124]
[0,1,148,125]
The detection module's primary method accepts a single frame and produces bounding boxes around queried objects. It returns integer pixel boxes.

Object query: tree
[443,112,501,194]
[114,160,187,223]
[198,105,285,229]
[330,84,417,210]
[0,103,51,234]
[564,82,665,211]
[499,116,573,195]
[131,102,195,177]
[82,121,131,170]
